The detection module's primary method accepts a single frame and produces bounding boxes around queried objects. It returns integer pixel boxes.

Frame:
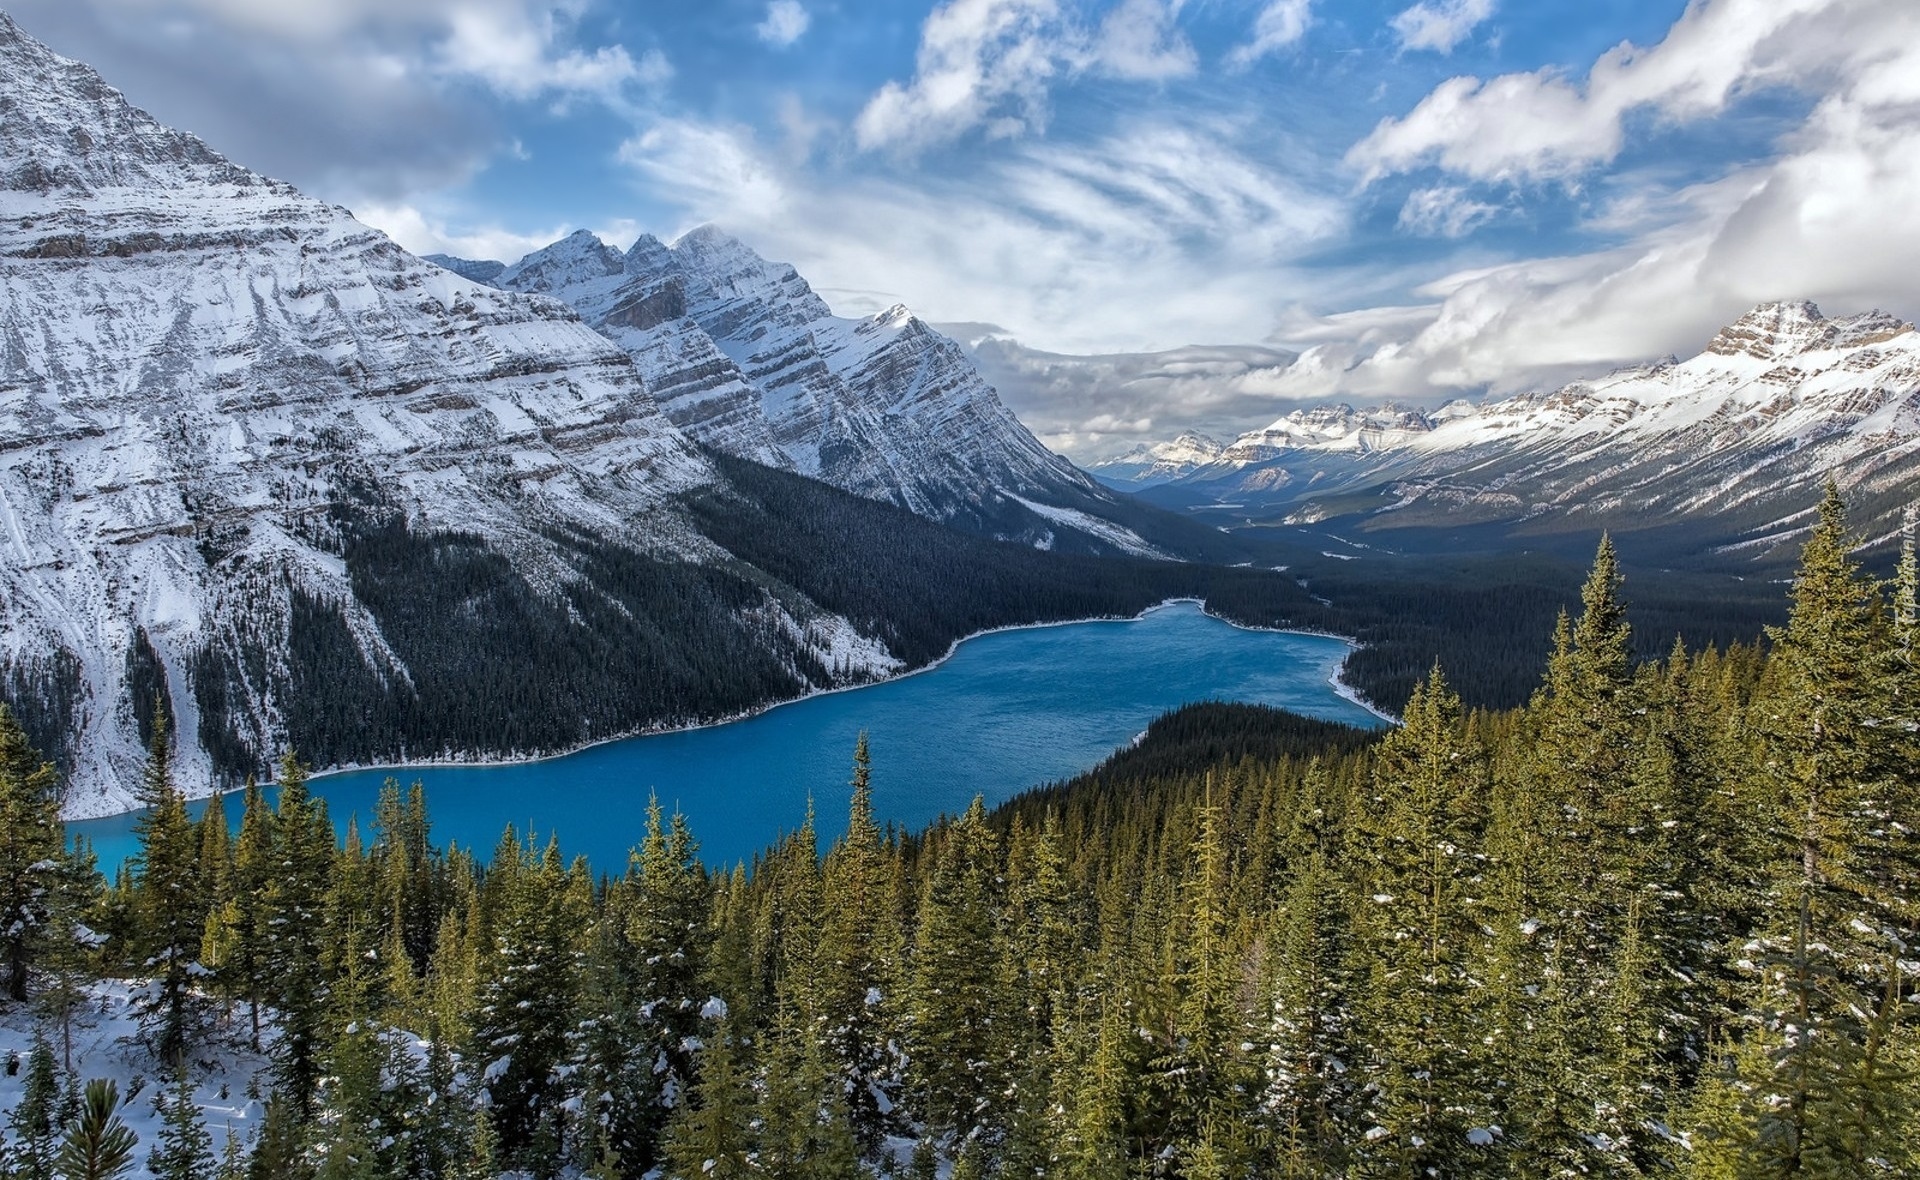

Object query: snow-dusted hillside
[1139,303,1920,547]
[442,229,1157,550]
[0,12,898,812]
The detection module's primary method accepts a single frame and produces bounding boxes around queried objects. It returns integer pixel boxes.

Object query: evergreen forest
[0,485,1915,1178]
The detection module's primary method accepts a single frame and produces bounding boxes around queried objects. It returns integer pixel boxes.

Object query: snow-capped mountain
[439,228,1144,548]
[1134,302,1920,550]
[1090,432,1226,487]
[0,12,902,812]
[1222,404,1441,463]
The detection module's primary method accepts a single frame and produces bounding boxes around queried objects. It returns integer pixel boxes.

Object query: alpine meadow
[4,1,1920,1178]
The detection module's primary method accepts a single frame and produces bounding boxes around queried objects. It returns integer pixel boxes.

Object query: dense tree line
[0,484,1913,1177]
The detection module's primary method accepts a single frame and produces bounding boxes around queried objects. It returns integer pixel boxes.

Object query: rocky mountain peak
[1705,301,1831,360]
[623,233,674,274]
[1832,309,1917,349]
[495,228,624,293]
[0,11,261,195]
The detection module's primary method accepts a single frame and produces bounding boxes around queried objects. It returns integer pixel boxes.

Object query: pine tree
[38,843,103,1074]
[263,753,335,1114]
[661,1003,757,1179]
[147,1071,215,1180]
[906,797,1007,1142]
[12,1034,63,1180]
[0,703,64,1002]
[132,700,206,1067]
[55,1080,137,1180]
[1343,667,1490,1176]
[472,831,580,1168]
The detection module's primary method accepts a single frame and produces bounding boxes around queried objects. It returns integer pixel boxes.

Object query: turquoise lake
[71,602,1382,873]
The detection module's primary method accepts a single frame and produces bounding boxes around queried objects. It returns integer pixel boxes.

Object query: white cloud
[9,0,659,203]
[1229,0,1312,67]
[620,114,1348,353]
[756,0,810,48]
[1390,0,1495,55]
[1396,184,1498,237]
[1348,0,1839,185]
[1093,0,1195,81]
[355,201,572,262]
[439,7,654,103]
[854,0,1074,151]
[357,200,645,264]
[1271,12,1920,402]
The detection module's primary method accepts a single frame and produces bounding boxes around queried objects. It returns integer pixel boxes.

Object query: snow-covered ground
[0,983,272,1173]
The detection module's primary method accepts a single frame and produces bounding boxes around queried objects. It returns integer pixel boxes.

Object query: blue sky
[11,0,1919,453]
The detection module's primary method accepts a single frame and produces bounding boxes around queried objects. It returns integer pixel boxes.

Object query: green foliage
[130,701,204,1067]
[147,1071,214,1180]
[7,493,1920,1177]
[0,702,64,1003]
[55,1080,137,1180]
[12,1034,64,1179]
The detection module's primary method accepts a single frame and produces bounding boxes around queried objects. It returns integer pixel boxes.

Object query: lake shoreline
[75,598,1386,822]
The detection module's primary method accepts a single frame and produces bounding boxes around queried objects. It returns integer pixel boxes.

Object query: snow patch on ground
[1007,495,1169,559]
[0,982,272,1175]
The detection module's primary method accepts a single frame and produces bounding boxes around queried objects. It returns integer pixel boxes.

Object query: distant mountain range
[1098,302,1920,559]
[0,10,1185,810]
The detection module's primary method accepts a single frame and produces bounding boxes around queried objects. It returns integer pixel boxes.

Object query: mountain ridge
[431,230,1156,554]
[1106,301,1920,556]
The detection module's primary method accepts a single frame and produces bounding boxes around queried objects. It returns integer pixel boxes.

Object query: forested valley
[0,485,1913,1178]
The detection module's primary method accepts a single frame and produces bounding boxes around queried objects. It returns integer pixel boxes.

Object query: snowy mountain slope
[441,229,1162,552]
[0,11,899,813]
[1225,404,1440,462]
[1089,432,1226,487]
[1138,303,1920,551]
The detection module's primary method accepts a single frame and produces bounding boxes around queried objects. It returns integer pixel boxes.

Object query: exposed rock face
[0,12,898,811]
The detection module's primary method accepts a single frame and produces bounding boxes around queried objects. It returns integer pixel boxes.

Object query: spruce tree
[263,752,335,1114]
[1261,847,1352,1177]
[472,831,580,1168]
[147,1071,215,1180]
[1342,667,1490,1176]
[661,1003,757,1179]
[132,701,205,1067]
[0,703,63,1002]
[226,778,275,1051]
[1162,779,1257,1175]
[1739,483,1912,1171]
[907,797,1008,1141]
[244,1096,307,1180]
[38,843,103,1074]
[12,1034,63,1179]
[818,734,903,1148]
